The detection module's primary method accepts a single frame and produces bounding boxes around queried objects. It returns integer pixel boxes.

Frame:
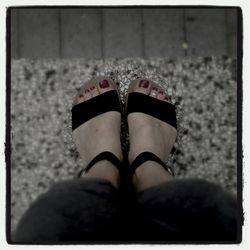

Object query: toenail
[99,80,109,88]
[85,89,90,93]
[152,87,158,91]
[90,86,95,90]
[139,80,149,88]
[159,91,164,95]
[79,94,83,98]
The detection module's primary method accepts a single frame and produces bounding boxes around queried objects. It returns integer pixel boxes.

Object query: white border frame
[0,1,249,250]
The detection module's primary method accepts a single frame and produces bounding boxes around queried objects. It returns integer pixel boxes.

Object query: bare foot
[72,76,123,188]
[127,78,177,191]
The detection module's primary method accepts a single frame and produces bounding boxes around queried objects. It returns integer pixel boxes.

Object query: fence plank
[19,8,60,58]
[10,8,19,58]
[103,8,143,58]
[185,8,226,56]
[226,8,238,57]
[144,8,185,57]
[61,8,102,58]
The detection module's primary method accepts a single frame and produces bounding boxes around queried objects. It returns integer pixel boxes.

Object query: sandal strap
[78,151,123,177]
[72,90,121,131]
[130,152,174,176]
[127,92,177,129]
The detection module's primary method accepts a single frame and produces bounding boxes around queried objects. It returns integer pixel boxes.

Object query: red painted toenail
[90,86,95,90]
[99,80,109,88]
[85,89,90,93]
[152,87,158,91]
[139,80,149,88]
[159,91,164,95]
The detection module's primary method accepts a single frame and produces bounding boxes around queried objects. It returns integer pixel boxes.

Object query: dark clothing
[12,178,238,244]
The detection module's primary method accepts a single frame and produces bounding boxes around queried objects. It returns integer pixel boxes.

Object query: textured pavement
[10,57,237,232]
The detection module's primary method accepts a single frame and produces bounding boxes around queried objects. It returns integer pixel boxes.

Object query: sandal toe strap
[127,92,177,129]
[130,152,174,176]
[72,90,121,131]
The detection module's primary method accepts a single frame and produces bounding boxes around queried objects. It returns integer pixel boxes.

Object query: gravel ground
[10,57,237,232]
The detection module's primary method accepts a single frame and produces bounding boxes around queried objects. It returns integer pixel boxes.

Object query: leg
[127,79,238,241]
[13,76,124,242]
[72,76,123,188]
[131,161,174,192]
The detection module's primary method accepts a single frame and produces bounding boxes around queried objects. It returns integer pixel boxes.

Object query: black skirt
[12,178,238,244]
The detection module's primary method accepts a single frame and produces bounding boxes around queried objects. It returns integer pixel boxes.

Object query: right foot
[72,77,123,184]
[127,79,177,181]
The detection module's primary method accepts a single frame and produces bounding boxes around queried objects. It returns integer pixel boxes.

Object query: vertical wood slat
[185,9,227,56]
[10,8,19,58]
[103,8,143,58]
[60,9,102,58]
[225,8,238,57]
[143,8,185,57]
[19,8,60,58]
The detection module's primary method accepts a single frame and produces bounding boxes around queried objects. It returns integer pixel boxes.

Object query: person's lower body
[13,178,121,243]
[134,178,237,242]
[12,177,237,243]
[12,77,238,243]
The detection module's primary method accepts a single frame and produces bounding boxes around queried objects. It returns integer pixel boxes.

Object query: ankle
[132,161,174,192]
[84,160,120,189]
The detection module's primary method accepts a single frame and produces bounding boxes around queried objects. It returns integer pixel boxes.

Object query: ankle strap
[78,151,123,178]
[130,152,174,177]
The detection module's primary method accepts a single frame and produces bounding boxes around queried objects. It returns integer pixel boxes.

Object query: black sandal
[130,151,174,176]
[71,87,123,177]
[127,89,177,176]
[127,91,177,129]
[72,89,121,131]
[77,151,123,178]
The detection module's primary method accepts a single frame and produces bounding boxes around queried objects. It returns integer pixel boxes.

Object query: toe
[149,85,159,99]
[157,88,166,101]
[132,79,151,95]
[164,94,172,103]
[96,77,115,94]
[73,91,85,106]
[84,88,92,101]
[90,85,99,97]
[78,95,85,104]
